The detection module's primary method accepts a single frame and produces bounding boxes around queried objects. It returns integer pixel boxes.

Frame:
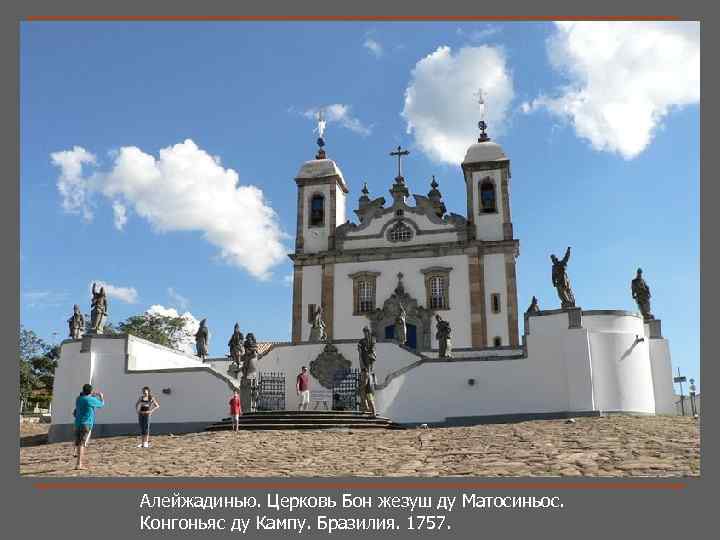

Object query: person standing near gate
[229,388,242,431]
[296,366,310,411]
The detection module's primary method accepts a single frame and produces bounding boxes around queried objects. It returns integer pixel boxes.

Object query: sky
[20,21,700,390]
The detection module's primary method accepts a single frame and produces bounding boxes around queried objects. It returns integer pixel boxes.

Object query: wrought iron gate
[332,368,360,411]
[257,371,286,411]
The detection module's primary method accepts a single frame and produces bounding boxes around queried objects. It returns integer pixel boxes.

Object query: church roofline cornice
[288,238,519,266]
[295,175,349,194]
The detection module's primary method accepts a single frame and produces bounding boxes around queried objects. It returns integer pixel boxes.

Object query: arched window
[349,271,380,315]
[493,336,502,347]
[491,293,502,314]
[480,180,497,213]
[309,194,325,227]
[422,267,452,310]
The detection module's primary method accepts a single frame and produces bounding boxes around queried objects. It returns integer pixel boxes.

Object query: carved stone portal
[310,343,352,389]
[366,273,433,350]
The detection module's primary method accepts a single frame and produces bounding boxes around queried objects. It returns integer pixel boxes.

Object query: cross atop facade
[474,88,490,142]
[389,145,410,180]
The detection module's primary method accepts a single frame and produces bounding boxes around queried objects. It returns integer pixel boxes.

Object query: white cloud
[456,25,502,42]
[90,280,139,304]
[167,287,189,310]
[304,104,372,136]
[522,22,699,159]
[52,140,288,280]
[22,290,68,308]
[146,304,200,354]
[112,201,127,230]
[51,146,98,221]
[282,274,293,287]
[364,38,383,58]
[402,45,515,165]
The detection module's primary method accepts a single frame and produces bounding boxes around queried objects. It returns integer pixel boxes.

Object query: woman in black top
[136,386,159,448]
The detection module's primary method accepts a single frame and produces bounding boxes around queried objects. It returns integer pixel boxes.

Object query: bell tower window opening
[388,220,413,243]
[480,180,497,213]
[309,194,325,227]
[493,336,502,347]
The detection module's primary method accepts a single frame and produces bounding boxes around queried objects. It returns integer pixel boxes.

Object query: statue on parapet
[227,323,245,378]
[309,305,327,342]
[241,332,259,380]
[631,268,654,321]
[395,303,407,345]
[358,326,377,372]
[550,246,576,308]
[89,283,108,334]
[68,304,85,340]
[436,314,452,359]
[195,318,209,360]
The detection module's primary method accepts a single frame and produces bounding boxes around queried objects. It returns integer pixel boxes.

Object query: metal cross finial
[389,145,410,180]
[474,88,490,142]
[430,175,438,189]
[316,109,326,139]
[397,272,404,281]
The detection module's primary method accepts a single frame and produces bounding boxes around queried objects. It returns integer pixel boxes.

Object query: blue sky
[20,21,700,389]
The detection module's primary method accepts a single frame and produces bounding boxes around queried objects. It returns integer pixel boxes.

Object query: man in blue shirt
[73,384,105,470]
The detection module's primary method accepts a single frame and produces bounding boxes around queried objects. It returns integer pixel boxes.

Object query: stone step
[207,422,404,431]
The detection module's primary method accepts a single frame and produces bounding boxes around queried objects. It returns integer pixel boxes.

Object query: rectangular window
[422,267,452,311]
[307,304,316,323]
[430,275,446,309]
[491,293,501,314]
[350,271,380,315]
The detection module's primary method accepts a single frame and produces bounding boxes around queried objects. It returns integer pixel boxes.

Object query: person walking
[73,384,105,470]
[296,366,310,411]
[135,386,159,448]
[229,388,242,432]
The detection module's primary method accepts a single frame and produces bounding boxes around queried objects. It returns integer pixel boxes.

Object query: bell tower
[461,90,520,348]
[290,113,348,343]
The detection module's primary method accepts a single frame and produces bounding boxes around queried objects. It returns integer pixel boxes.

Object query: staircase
[205,410,404,431]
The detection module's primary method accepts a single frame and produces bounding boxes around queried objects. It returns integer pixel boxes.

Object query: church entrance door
[384,323,418,349]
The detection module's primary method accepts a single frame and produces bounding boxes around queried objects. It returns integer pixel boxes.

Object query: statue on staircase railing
[227,323,244,379]
[436,314,452,359]
[358,326,377,372]
[309,305,327,342]
[195,318,209,360]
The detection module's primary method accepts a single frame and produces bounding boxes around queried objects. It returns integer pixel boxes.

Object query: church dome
[296,158,345,180]
[462,140,508,164]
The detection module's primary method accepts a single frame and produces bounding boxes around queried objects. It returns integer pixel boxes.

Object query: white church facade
[47,121,677,442]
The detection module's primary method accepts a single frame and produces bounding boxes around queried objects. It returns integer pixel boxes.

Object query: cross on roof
[389,145,410,179]
[474,88,490,142]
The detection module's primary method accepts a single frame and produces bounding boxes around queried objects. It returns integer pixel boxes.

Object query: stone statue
[195,318,209,359]
[631,268,654,321]
[227,323,244,378]
[89,283,108,334]
[435,314,452,359]
[550,247,576,308]
[357,326,377,372]
[395,303,407,345]
[309,305,327,342]
[241,332,259,379]
[68,304,85,339]
[526,296,540,314]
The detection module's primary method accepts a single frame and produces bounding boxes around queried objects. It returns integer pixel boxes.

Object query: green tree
[117,313,192,351]
[19,326,58,405]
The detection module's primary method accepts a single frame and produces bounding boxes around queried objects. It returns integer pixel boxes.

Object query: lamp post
[673,368,687,416]
[689,379,697,417]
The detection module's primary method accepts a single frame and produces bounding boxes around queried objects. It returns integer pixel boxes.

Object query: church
[47,115,678,441]
[291,121,518,352]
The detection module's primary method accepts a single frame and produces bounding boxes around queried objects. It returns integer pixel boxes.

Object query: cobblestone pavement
[20,416,699,477]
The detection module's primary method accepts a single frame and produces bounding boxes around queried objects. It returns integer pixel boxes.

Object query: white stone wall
[483,252,509,345]
[584,314,656,414]
[647,337,675,415]
[300,265,323,342]
[336,184,346,226]
[471,169,504,241]
[302,184,333,253]
[51,336,235,427]
[333,255,472,347]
